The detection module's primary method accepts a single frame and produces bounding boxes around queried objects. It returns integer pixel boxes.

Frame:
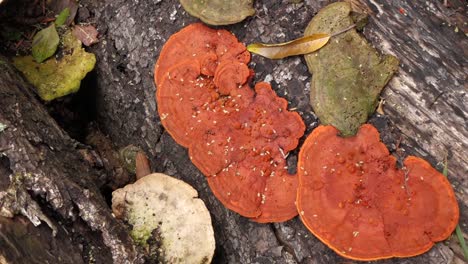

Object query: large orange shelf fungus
[154,23,306,222]
[297,124,459,260]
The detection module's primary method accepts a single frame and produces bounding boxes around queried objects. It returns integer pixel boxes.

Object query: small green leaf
[442,160,468,261]
[55,8,70,27]
[247,33,330,59]
[32,24,60,63]
[443,159,448,177]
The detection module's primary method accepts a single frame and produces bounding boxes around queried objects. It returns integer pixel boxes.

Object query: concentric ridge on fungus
[155,23,305,222]
[297,124,459,260]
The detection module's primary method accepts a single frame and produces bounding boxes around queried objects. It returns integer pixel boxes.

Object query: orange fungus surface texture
[155,23,305,222]
[297,124,459,260]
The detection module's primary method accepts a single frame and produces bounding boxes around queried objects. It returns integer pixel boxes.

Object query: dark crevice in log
[271,223,300,262]
[0,56,142,263]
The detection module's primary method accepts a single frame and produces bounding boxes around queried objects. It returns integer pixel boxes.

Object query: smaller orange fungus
[297,124,459,260]
[154,23,250,85]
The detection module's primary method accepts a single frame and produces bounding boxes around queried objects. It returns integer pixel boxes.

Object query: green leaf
[32,24,60,63]
[456,225,468,261]
[247,33,330,59]
[442,160,468,261]
[55,8,70,27]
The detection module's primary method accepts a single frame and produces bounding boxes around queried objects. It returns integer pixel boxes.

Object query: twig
[429,91,444,108]
[330,24,356,38]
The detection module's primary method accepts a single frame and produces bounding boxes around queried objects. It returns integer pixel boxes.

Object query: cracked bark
[0,56,141,263]
[0,0,466,263]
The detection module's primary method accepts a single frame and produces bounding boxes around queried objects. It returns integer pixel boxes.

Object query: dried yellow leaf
[247,33,330,59]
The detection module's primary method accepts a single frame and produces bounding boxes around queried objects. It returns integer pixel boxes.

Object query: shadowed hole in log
[48,70,98,143]
[100,184,114,207]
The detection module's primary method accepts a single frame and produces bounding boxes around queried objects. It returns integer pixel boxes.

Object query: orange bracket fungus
[155,23,305,222]
[297,124,459,260]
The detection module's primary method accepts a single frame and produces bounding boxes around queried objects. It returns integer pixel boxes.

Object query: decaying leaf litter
[0,0,465,263]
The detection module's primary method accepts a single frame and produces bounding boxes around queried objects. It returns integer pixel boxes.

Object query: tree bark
[0,56,141,263]
[79,0,466,263]
[0,0,466,263]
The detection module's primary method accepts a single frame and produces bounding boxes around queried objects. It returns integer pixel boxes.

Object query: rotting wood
[77,0,467,262]
[78,0,466,263]
[0,0,466,263]
[0,55,141,263]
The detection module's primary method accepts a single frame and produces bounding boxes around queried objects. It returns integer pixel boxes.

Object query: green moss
[130,227,154,246]
[304,2,399,136]
[13,30,96,101]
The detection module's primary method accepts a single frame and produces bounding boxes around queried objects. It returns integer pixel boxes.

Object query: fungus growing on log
[154,23,250,86]
[191,82,304,222]
[297,124,459,260]
[112,173,215,264]
[155,23,305,222]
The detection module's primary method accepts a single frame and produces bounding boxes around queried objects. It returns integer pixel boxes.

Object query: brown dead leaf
[72,25,98,46]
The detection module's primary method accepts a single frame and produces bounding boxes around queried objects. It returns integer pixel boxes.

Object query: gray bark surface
[80,0,466,263]
[0,0,466,263]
